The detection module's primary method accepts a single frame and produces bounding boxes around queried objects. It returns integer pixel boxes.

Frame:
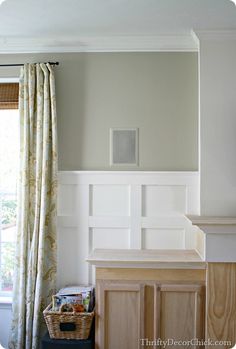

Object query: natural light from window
[0,109,19,296]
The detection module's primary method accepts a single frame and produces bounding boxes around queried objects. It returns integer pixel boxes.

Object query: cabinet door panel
[97,282,144,349]
[155,284,205,349]
[96,279,205,349]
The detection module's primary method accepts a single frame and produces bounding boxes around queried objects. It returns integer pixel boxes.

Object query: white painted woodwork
[92,228,130,250]
[0,35,198,53]
[187,215,236,262]
[195,30,236,216]
[143,185,186,216]
[57,183,90,286]
[143,228,185,249]
[130,185,142,249]
[91,185,130,216]
[2,4,236,54]
[0,303,12,348]
[187,216,236,226]
[57,171,200,286]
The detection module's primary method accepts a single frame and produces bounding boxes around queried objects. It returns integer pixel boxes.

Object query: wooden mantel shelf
[187,215,236,226]
[87,249,206,269]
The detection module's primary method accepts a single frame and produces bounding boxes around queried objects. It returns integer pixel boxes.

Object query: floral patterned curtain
[9,63,58,349]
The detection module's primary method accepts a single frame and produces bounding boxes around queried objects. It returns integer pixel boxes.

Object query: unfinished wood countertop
[87,249,206,269]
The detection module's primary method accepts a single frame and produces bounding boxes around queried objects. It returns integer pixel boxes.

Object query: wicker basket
[43,303,94,340]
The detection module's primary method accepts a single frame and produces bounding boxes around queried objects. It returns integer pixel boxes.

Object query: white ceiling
[0,0,236,52]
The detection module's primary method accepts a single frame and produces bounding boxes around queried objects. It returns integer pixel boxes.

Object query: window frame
[0,77,19,303]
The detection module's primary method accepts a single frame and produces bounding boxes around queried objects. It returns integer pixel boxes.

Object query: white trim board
[187,215,236,226]
[0,34,198,53]
[2,30,236,54]
[0,77,19,83]
[193,29,236,41]
[187,215,236,262]
[58,171,199,185]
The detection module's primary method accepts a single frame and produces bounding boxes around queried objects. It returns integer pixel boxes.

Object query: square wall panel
[143,185,186,216]
[91,228,129,249]
[91,185,130,216]
[143,228,185,249]
[58,184,78,216]
[57,227,83,287]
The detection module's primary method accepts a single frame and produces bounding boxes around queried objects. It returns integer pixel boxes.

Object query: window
[0,82,19,297]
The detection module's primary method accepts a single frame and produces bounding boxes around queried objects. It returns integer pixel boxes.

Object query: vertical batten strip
[77,183,90,284]
[130,184,142,249]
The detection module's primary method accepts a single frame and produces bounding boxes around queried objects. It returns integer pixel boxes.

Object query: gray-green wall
[0,52,198,170]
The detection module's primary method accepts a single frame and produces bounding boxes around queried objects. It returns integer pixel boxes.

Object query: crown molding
[0,35,198,53]
[193,29,236,41]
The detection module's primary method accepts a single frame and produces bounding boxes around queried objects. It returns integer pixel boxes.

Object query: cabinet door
[96,281,144,349]
[155,284,205,349]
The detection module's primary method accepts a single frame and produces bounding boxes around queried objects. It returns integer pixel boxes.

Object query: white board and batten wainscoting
[0,171,199,347]
[57,171,200,287]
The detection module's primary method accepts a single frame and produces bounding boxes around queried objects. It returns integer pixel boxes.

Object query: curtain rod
[0,62,59,67]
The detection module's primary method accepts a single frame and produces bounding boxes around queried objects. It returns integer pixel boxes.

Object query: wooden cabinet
[95,269,205,349]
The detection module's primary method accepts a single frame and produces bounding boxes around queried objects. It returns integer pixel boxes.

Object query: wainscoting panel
[142,228,185,250]
[91,228,130,250]
[91,185,130,216]
[57,171,199,286]
[143,185,186,216]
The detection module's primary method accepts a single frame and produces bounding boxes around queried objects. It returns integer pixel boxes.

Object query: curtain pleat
[9,63,58,349]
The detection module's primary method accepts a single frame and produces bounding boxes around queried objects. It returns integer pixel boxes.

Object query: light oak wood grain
[144,285,154,346]
[96,269,206,349]
[96,268,206,281]
[155,284,205,349]
[96,281,144,349]
[206,263,236,349]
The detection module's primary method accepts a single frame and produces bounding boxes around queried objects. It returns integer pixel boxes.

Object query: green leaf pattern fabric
[9,63,58,349]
